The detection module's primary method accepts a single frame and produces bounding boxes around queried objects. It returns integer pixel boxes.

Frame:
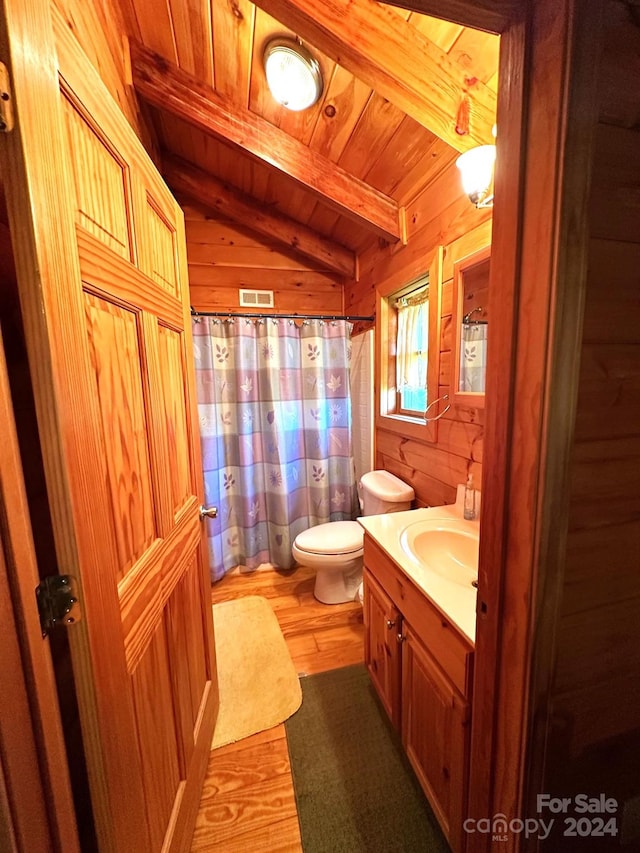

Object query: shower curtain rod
[190,308,374,322]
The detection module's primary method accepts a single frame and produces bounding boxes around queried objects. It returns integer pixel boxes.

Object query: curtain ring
[424,394,450,423]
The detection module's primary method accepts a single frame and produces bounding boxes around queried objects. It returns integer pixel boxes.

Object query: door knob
[199,505,218,520]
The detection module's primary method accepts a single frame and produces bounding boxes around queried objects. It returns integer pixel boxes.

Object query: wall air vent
[239,289,274,308]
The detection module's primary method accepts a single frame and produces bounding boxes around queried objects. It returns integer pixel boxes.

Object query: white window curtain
[396,296,429,401]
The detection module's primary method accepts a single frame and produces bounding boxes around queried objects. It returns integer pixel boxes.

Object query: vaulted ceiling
[119,0,499,275]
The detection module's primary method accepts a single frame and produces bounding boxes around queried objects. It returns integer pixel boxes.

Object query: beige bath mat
[211,595,302,749]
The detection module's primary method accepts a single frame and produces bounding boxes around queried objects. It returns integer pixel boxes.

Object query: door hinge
[36,575,81,637]
[0,63,14,133]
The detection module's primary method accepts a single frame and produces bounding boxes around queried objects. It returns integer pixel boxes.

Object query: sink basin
[399,518,479,588]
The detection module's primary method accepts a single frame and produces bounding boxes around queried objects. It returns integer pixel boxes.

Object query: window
[376,251,441,445]
[393,274,429,417]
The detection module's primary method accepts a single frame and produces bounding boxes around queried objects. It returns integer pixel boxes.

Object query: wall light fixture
[456,144,496,208]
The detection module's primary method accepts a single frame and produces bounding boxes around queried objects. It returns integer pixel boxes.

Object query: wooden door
[0,2,218,851]
[363,567,402,727]
[402,624,469,853]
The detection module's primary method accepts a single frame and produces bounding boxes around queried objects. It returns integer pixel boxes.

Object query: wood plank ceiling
[120,0,499,273]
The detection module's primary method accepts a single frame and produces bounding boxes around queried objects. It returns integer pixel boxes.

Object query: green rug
[285,664,450,852]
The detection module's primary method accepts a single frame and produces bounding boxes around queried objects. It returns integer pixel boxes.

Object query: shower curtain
[350,329,374,486]
[193,316,358,580]
[459,323,488,393]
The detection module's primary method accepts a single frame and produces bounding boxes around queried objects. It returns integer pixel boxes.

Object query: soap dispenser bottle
[464,474,476,520]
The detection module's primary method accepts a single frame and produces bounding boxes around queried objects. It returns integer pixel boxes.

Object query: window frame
[393,276,430,417]
[375,248,443,445]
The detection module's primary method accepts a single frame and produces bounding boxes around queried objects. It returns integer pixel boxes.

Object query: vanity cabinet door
[363,568,402,728]
[402,624,470,853]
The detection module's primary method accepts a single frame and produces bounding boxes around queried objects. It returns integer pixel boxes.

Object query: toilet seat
[293,520,363,556]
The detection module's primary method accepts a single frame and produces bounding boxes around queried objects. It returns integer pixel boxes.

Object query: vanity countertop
[358,500,479,645]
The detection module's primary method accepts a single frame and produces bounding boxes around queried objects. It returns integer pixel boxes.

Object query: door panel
[84,293,158,577]
[402,625,468,852]
[167,559,202,762]
[0,2,218,850]
[363,567,401,726]
[181,560,211,727]
[143,197,181,296]
[131,621,183,851]
[158,324,194,517]
[61,93,133,260]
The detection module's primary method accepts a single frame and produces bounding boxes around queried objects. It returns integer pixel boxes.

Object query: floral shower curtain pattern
[193,316,358,580]
[459,322,488,393]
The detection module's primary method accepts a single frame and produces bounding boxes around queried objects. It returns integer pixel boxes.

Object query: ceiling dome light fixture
[263,38,323,112]
[456,144,496,208]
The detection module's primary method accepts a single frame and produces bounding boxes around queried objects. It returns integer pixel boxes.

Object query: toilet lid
[295,521,364,556]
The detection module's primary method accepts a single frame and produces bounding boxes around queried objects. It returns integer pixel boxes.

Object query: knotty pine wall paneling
[344,156,489,320]
[183,200,345,315]
[541,0,640,818]
[344,158,492,507]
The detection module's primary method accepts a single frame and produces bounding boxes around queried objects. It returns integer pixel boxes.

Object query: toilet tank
[359,470,415,516]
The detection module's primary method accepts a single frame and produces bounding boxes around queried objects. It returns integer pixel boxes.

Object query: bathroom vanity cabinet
[363,534,474,853]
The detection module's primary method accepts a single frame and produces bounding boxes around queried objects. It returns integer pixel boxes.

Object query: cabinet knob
[397,632,406,643]
[386,619,396,629]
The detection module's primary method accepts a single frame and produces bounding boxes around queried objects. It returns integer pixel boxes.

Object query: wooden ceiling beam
[251,0,497,153]
[130,42,401,242]
[380,0,517,33]
[163,155,357,279]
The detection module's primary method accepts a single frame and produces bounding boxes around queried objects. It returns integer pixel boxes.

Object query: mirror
[452,246,490,406]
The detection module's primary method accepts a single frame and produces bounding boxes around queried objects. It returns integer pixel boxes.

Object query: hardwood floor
[191,565,365,852]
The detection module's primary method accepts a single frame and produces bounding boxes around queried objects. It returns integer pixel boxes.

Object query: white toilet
[291,470,415,604]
